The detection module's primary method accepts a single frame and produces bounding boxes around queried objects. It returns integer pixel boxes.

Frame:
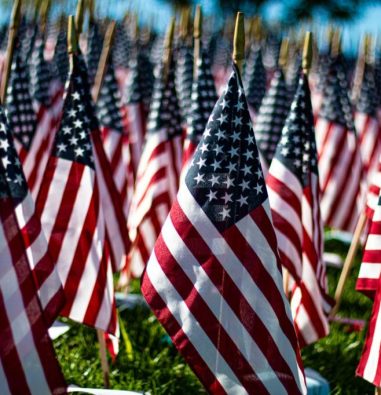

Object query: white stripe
[0,363,11,395]
[178,186,305,393]
[358,263,381,279]
[162,216,288,395]
[146,251,248,395]
[268,158,303,198]
[103,131,120,161]
[362,300,381,383]
[372,206,381,221]
[364,235,381,250]
[95,259,115,330]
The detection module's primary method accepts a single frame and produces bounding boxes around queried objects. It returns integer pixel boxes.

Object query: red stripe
[61,185,99,316]
[267,173,302,217]
[317,121,334,161]
[141,275,227,395]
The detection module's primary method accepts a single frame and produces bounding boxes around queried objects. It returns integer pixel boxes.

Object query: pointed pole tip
[302,31,313,74]
[232,12,245,73]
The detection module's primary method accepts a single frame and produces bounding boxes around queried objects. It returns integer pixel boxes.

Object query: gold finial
[0,0,22,105]
[331,29,341,57]
[68,15,78,55]
[252,15,261,42]
[363,34,372,65]
[278,37,289,69]
[75,0,85,35]
[302,31,313,74]
[40,0,51,35]
[179,7,190,41]
[232,12,245,73]
[193,5,202,80]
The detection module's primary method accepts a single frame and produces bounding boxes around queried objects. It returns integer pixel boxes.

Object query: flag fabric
[142,64,306,395]
[176,44,194,123]
[5,48,37,164]
[267,72,332,347]
[97,52,134,218]
[355,62,381,181]
[365,156,381,220]
[243,45,266,120]
[0,159,66,394]
[356,274,381,387]
[254,66,290,167]
[315,54,365,232]
[36,54,117,335]
[0,102,64,326]
[53,24,69,86]
[123,50,154,176]
[181,49,216,177]
[357,185,381,298]
[23,31,64,198]
[86,21,103,86]
[126,52,183,279]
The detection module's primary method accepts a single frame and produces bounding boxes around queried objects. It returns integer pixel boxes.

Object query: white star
[239,179,250,191]
[69,109,77,118]
[245,134,254,144]
[57,143,67,152]
[281,147,289,156]
[237,195,248,206]
[204,128,212,138]
[213,145,223,155]
[13,174,23,185]
[74,120,83,129]
[194,173,205,184]
[227,162,237,173]
[243,150,254,160]
[222,192,233,204]
[224,177,234,188]
[231,131,240,142]
[200,143,209,153]
[196,157,207,169]
[228,146,239,157]
[75,147,84,157]
[2,156,10,168]
[206,190,218,201]
[242,164,252,175]
[254,183,263,194]
[221,207,231,220]
[211,159,222,171]
[294,159,301,167]
[63,126,71,134]
[220,98,229,109]
[233,116,242,127]
[72,92,80,100]
[215,129,226,140]
[255,169,263,179]
[69,136,78,145]
[217,113,228,124]
[209,174,219,186]
[234,100,244,111]
[0,139,9,150]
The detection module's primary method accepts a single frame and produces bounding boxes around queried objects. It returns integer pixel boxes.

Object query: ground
[54,237,375,394]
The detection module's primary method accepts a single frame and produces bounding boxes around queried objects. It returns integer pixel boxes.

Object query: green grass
[54,238,376,394]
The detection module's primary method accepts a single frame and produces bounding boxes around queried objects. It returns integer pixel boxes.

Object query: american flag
[5,48,37,164]
[254,67,290,167]
[86,21,103,86]
[176,43,193,123]
[23,30,64,199]
[181,49,216,177]
[355,62,381,181]
[0,157,66,394]
[267,72,332,346]
[123,50,154,176]
[243,45,266,119]
[36,54,117,334]
[357,187,381,298]
[126,51,183,278]
[97,51,134,219]
[0,103,64,326]
[315,54,365,232]
[142,64,306,395]
[356,274,381,387]
[53,24,69,86]
[77,54,131,273]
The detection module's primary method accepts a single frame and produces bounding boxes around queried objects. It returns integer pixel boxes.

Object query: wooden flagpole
[0,0,22,105]
[329,212,367,319]
[92,21,117,103]
[193,5,202,81]
[163,17,176,82]
[278,36,289,72]
[375,387,381,395]
[232,12,245,74]
[96,327,110,388]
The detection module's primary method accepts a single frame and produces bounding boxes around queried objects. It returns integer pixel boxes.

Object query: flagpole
[0,0,22,105]
[92,20,117,103]
[232,12,245,74]
[193,5,202,81]
[329,212,367,319]
[97,327,110,388]
[163,17,176,83]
